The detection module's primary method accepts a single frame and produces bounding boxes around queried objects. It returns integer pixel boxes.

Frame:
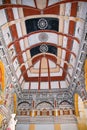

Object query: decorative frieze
[17,115,77,124]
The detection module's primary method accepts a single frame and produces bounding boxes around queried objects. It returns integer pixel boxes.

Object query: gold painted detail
[13,93,17,114]
[74,94,79,116]
[0,61,5,105]
[54,124,61,130]
[29,124,35,130]
[0,61,5,92]
[0,113,3,127]
[29,110,37,117]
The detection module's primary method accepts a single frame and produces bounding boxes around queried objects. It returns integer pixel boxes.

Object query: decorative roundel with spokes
[39,44,48,53]
[38,18,48,30]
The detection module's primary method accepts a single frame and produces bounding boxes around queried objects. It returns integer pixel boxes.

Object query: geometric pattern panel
[25,17,59,33]
[30,44,57,57]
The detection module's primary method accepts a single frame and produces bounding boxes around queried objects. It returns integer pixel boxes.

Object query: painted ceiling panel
[72,41,79,56]
[62,37,68,48]
[49,60,56,68]
[60,81,68,88]
[23,82,30,89]
[51,81,59,89]
[30,44,57,57]
[12,8,19,19]
[28,33,40,46]
[40,82,49,89]
[22,0,36,8]
[64,20,69,34]
[33,60,40,69]
[61,50,66,60]
[16,23,22,38]
[46,33,58,44]
[30,82,38,89]
[19,40,25,51]
[27,70,39,77]
[25,17,59,33]
[28,32,58,46]
[65,3,71,16]
[41,72,48,77]
[22,53,27,62]
[48,0,60,6]
[36,0,47,9]
[50,69,63,76]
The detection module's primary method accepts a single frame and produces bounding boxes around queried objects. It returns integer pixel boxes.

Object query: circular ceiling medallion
[39,44,48,53]
[38,18,48,29]
[39,32,48,42]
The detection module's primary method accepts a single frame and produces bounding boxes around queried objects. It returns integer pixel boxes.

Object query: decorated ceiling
[0,0,87,92]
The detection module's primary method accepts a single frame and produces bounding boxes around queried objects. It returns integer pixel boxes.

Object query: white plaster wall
[16,124,54,130]
[16,123,78,130]
[16,124,29,130]
[35,124,54,130]
[61,124,78,130]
